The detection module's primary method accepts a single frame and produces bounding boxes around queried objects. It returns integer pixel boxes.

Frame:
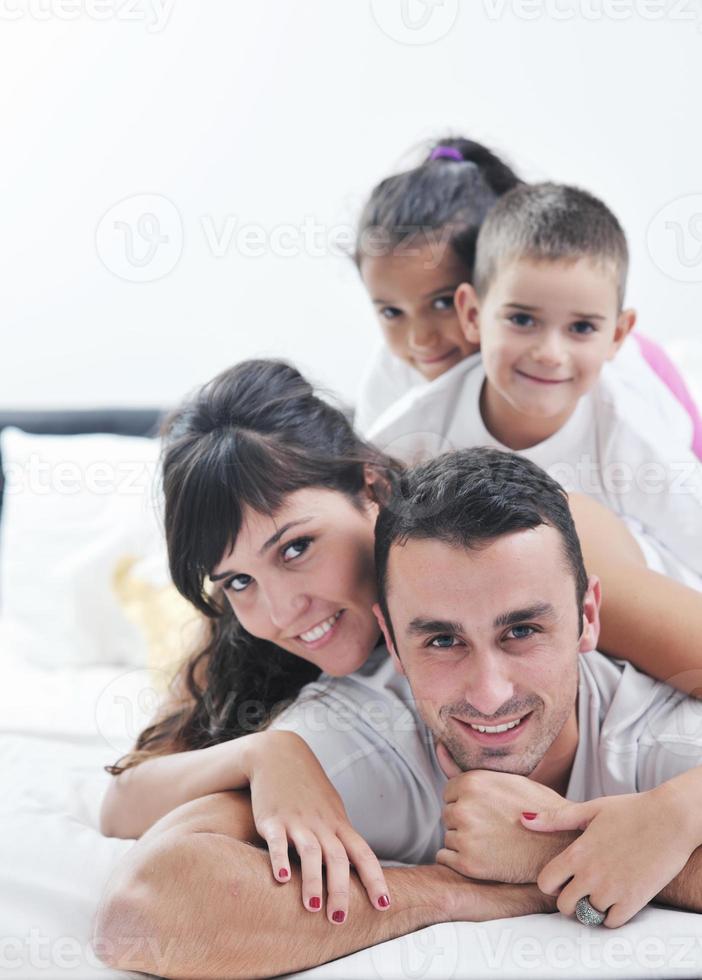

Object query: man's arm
[93,790,555,980]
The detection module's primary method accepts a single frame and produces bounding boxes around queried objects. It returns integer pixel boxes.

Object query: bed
[2,406,702,980]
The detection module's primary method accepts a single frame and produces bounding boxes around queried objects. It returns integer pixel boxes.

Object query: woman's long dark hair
[355,136,522,276]
[105,359,399,775]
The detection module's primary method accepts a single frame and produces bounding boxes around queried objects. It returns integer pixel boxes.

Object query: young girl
[354,137,702,457]
[101,359,702,926]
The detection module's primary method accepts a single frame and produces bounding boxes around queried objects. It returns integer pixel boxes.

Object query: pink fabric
[633,332,702,461]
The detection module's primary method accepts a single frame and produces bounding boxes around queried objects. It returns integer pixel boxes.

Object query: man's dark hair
[375,447,589,647]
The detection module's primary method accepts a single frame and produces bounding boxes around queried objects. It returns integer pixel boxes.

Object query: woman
[101,358,702,924]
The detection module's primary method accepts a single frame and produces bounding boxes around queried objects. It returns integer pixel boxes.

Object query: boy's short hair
[473,182,629,310]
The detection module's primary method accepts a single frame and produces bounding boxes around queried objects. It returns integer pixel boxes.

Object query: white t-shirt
[363,353,702,588]
[270,646,699,865]
[356,338,694,443]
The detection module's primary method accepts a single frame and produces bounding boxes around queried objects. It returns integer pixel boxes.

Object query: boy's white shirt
[362,340,702,587]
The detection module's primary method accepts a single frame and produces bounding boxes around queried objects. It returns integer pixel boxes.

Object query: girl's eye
[509,312,535,328]
[429,634,458,649]
[282,536,313,562]
[571,320,596,335]
[507,624,537,640]
[225,574,252,594]
[432,294,455,311]
[379,306,402,320]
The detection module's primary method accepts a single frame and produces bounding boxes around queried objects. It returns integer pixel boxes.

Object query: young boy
[365,183,702,587]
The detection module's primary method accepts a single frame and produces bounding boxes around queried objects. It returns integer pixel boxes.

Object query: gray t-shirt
[270,646,700,865]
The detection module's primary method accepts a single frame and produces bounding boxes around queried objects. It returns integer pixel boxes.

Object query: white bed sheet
[2,645,702,980]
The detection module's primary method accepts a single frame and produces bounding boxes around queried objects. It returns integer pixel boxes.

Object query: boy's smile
[457,257,636,449]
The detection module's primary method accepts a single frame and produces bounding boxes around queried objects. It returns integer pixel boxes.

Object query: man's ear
[372,602,405,675]
[455,282,481,345]
[578,575,601,655]
[607,308,636,361]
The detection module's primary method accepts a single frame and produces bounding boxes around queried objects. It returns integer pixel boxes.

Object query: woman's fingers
[322,837,350,924]
[257,818,291,884]
[290,832,325,912]
[341,830,391,911]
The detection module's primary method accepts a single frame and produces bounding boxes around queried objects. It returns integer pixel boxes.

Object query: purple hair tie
[430,146,464,162]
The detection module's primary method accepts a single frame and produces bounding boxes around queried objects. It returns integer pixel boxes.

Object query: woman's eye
[379,306,402,320]
[429,634,457,649]
[432,294,455,311]
[507,624,536,640]
[510,313,534,328]
[571,320,596,335]
[282,536,312,562]
[226,574,252,594]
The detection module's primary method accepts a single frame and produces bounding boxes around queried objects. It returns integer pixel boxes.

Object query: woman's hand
[243,730,390,923]
[523,784,698,927]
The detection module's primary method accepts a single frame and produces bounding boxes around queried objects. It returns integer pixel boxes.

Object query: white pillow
[0,428,166,668]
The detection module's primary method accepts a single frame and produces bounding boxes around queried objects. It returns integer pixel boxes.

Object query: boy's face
[360,242,479,382]
[456,257,636,434]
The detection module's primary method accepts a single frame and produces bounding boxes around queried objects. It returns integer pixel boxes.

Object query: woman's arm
[570,492,702,694]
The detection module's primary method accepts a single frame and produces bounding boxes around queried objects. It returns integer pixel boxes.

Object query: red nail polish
[278,868,289,879]
[332,910,346,923]
[378,895,390,908]
[522,812,538,820]
[309,897,321,910]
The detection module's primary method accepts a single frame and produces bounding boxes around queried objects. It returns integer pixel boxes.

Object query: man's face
[375,525,600,786]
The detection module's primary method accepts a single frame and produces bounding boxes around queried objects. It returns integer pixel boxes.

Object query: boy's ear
[372,602,405,675]
[577,575,601,655]
[607,308,637,360]
[455,282,481,345]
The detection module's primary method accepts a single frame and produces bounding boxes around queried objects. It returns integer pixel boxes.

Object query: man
[93,448,702,979]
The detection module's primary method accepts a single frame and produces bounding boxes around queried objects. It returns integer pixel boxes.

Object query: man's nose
[462,657,516,719]
[264,587,311,634]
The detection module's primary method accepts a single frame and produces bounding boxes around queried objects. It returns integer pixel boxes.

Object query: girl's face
[360,242,479,382]
[209,487,381,676]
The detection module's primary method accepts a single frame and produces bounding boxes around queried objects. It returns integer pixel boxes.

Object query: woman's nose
[265,588,311,634]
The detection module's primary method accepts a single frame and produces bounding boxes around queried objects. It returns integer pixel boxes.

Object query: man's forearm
[94,792,554,979]
[657,844,702,914]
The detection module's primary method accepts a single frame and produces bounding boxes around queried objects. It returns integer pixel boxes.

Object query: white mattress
[3,638,702,980]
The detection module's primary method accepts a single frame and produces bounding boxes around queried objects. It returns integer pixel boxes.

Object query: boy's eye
[509,312,535,328]
[282,536,312,561]
[432,294,455,312]
[571,320,596,335]
[225,574,252,594]
[379,306,402,320]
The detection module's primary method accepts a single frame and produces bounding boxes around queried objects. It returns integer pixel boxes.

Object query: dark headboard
[0,408,166,520]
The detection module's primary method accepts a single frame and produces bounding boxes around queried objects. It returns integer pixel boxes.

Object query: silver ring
[575,895,606,926]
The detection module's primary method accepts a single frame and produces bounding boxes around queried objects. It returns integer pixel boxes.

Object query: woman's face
[210,487,381,676]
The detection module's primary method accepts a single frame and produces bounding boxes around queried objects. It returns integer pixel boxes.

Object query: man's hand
[435,744,577,883]
[524,784,699,927]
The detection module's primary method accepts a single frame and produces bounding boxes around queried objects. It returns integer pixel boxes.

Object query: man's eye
[429,635,457,649]
[571,320,596,335]
[507,625,536,640]
[225,574,252,594]
[432,295,455,311]
[282,536,312,562]
[509,313,534,328]
[379,306,402,320]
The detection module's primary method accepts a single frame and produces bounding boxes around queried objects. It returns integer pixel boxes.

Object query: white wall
[2,0,702,409]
